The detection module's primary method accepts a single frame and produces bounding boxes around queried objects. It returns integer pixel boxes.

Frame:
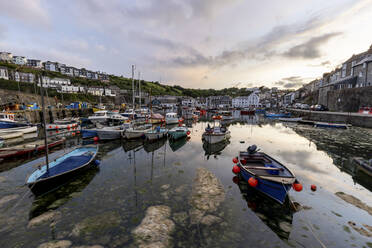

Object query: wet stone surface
[0,120,372,247]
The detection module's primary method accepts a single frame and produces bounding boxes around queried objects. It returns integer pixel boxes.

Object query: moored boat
[26,145,99,195]
[165,112,179,125]
[144,126,168,141]
[202,119,230,144]
[123,124,152,139]
[0,137,66,159]
[232,145,301,204]
[0,112,29,129]
[88,110,110,124]
[0,125,37,134]
[0,131,23,140]
[96,126,123,140]
[314,122,350,129]
[277,117,302,122]
[241,109,255,115]
[265,113,291,118]
[168,126,190,140]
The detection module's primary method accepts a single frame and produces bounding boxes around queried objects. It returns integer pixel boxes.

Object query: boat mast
[138,72,141,109]
[40,73,49,172]
[131,65,135,119]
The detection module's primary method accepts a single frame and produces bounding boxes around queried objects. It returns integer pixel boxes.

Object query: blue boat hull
[238,165,292,204]
[315,123,347,129]
[0,121,28,129]
[265,113,291,118]
[82,129,98,139]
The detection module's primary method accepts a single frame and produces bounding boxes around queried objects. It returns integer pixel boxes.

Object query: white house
[232,93,260,108]
[13,56,27,65]
[60,65,74,77]
[0,67,9,80]
[182,98,195,107]
[87,87,104,96]
[43,61,60,72]
[0,52,13,62]
[12,71,35,83]
[50,78,71,86]
[27,59,42,68]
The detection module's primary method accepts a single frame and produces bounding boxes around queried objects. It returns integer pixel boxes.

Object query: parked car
[300,104,310,110]
[293,103,302,109]
[310,105,316,111]
[314,104,328,111]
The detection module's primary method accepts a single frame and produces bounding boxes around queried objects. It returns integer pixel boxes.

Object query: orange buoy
[93,136,99,142]
[72,132,75,136]
[232,165,240,174]
[248,177,258,187]
[293,182,303,192]
[310,184,317,191]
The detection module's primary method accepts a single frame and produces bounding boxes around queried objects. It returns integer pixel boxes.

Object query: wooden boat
[0,112,29,129]
[144,127,168,141]
[0,131,23,140]
[202,120,230,144]
[314,122,350,129]
[0,125,37,134]
[26,145,99,195]
[277,117,302,122]
[233,145,300,204]
[123,124,152,139]
[96,126,123,140]
[168,126,190,140]
[0,137,66,159]
[265,113,291,118]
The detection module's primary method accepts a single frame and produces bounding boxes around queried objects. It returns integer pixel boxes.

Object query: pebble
[161,184,170,191]
[0,194,19,208]
[37,240,72,248]
[28,211,61,228]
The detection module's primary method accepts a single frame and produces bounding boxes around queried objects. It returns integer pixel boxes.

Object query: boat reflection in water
[169,136,189,152]
[234,176,294,240]
[122,138,144,152]
[202,139,230,159]
[29,166,99,219]
[143,137,167,153]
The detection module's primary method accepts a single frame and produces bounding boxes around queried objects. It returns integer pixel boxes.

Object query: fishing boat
[0,137,66,159]
[168,125,190,140]
[26,145,99,194]
[108,113,128,123]
[96,126,123,140]
[232,145,301,204]
[202,117,230,144]
[88,110,110,124]
[144,126,168,141]
[265,112,291,118]
[314,122,350,129]
[277,117,302,122]
[81,128,99,139]
[0,112,29,128]
[0,125,37,134]
[165,112,179,125]
[0,131,23,140]
[123,124,152,139]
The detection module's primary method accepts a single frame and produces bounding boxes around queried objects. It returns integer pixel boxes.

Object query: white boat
[123,124,152,139]
[46,122,78,130]
[220,111,234,121]
[0,125,37,134]
[88,110,110,124]
[108,113,129,122]
[96,126,124,140]
[0,131,23,140]
[202,122,230,144]
[144,127,168,141]
[0,112,29,129]
[182,108,195,120]
[165,112,179,124]
[277,117,303,122]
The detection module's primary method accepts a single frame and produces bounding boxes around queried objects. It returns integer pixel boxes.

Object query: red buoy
[187,131,191,135]
[248,177,258,187]
[293,182,303,192]
[232,157,239,164]
[93,136,99,142]
[49,125,52,129]
[76,130,80,134]
[232,165,240,174]
[67,125,70,130]
[240,159,247,165]
[56,125,59,129]
[72,132,76,136]
[310,184,317,191]
[232,176,239,184]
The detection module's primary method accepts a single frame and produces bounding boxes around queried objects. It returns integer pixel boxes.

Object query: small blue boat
[314,122,349,129]
[26,145,99,194]
[265,113,291,118]
[234,145,299,204]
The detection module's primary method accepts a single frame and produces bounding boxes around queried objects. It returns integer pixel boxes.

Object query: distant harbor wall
[288,109,372,128]
[14,108,94,124]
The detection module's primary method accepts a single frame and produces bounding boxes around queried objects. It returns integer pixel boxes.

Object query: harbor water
[1,115,372,247]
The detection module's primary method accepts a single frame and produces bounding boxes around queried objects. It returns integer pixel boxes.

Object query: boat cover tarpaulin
[38,155,92,179]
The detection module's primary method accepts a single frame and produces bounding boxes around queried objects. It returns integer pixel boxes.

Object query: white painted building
[0,52,13,62]
[43,61,60,72]
[27,59,42,68]
[13,56,27,65]
[38,77,71,89]
[232,93,260,108]
[182,98,195,107]
[12,71,35,83]
[0,67,9,80]
[87,87,104,96]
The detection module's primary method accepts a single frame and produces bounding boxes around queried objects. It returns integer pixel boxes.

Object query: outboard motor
[247,145,258,154]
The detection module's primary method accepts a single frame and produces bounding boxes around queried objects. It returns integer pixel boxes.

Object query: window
[359,71,363,77]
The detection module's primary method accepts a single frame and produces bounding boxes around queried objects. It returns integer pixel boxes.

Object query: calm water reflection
[1,117,372,247]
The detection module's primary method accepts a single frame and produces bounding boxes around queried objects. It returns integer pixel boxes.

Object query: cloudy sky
[1,0,372,89]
